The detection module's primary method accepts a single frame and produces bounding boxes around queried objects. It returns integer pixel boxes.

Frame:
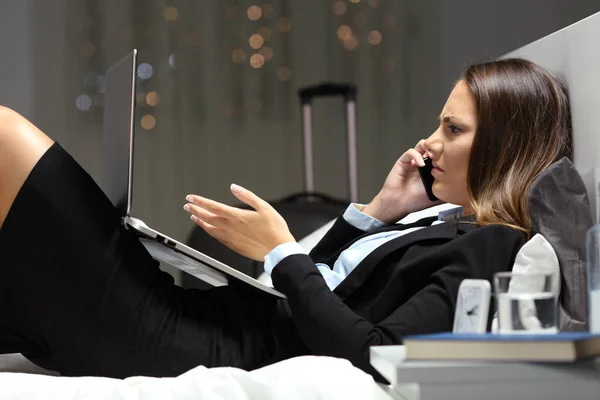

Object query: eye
[447,124,462,134]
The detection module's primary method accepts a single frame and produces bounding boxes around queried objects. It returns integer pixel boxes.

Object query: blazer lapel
[320,216,439,268]
[333,221,458,300]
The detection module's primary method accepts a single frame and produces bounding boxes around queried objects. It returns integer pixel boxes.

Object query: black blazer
[271,215,526,379]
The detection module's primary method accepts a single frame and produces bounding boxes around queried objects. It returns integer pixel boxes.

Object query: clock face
[454,284,488,333]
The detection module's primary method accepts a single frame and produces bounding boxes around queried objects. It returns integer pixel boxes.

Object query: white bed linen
[0,355,392,400]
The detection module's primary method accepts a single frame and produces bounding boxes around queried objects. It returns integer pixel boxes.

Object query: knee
[0,105,23,123]
[0,105,54,150]
[0,105,17,127]
[0,105,29,140]
[0,105,54,229]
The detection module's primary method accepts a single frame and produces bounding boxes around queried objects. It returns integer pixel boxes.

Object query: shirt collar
[437,206,478,223]
[437,206,465,222]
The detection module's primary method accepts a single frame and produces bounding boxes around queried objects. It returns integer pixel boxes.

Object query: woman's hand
[363,140,443,224]
[184,184,295,261]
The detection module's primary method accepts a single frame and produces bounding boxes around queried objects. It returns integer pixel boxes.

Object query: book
[402,332,600,362]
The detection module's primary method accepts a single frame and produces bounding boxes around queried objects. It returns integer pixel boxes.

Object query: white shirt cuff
[263,241,307,276]
[343,203,386,231]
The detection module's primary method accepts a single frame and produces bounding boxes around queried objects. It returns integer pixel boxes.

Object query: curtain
[30,0,441,281]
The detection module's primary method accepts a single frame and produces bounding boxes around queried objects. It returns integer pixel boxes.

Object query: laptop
[101,49,285,298]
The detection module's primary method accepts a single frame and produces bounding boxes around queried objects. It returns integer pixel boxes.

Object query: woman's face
[424,80,478,210]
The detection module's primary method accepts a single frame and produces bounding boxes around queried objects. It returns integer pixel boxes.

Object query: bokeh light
[277,66,292,81]
[247,5,262,21]
[332,1,347,16]
[164,6,178,21]
[141,115,156,130]
[168,53,177,68]
[259,46,273,61]
[277,17,292,33]
[146,92,160,107]
[232,49,247,63]
[249,34,264,49]
[368,0,379,7]
[337,25,352,40]
[368,30,382,45]
[344,36,359,50]
[258,26,272,41]
[137,63,153,80]
[75,94,92,111]
[250,53,265,68]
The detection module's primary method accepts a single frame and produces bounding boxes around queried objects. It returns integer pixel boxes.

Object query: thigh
[0,143,291,377]
[0,106,54,230]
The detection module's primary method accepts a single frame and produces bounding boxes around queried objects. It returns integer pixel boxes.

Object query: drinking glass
[587,224,600,333]
[494,271,558,334]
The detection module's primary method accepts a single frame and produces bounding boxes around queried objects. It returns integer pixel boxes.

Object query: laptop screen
[102,49,137,216]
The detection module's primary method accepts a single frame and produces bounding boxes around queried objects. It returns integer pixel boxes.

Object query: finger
[185,194,241,219]
[229,184,270,212]
[414,139,427,155]
[190,214,230,243]
[399,148,425,167]
[186,204,230,229]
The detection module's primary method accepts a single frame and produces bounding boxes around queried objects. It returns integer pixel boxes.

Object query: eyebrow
[438,114,464,124]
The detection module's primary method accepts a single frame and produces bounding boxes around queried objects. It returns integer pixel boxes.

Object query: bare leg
[0,108,291,377]
[0,106,54,230]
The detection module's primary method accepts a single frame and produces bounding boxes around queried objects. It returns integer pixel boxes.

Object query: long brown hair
[463,58,573,234]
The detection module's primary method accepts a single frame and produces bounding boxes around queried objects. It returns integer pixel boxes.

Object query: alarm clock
[452,279,492,334]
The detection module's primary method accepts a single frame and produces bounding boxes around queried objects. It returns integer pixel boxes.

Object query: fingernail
[186,195,194,203]
[191,215,198,222]
[231,183,242,193]
[418,159,426,167]
[183,204,190,212]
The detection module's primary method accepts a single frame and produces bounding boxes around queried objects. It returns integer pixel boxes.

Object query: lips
[432,162,444,172]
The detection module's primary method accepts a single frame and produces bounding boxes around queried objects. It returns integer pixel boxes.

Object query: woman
[0,58,572,379]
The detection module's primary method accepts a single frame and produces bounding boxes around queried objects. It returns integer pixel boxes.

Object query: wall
[505,11,600,221]
[0,0,35,119]
[414,0,600,142]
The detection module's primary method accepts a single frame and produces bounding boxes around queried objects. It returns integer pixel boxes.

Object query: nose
[423,128,443,159]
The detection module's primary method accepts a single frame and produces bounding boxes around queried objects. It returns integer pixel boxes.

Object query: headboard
[503,11,600,223]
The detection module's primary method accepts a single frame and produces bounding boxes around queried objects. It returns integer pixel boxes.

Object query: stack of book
[402,332,600,361]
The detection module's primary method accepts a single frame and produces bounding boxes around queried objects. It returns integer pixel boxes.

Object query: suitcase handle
[298,83,357,104]
[298,83,359,203]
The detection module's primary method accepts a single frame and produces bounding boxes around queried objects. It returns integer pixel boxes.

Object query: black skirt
[0,142,305,378]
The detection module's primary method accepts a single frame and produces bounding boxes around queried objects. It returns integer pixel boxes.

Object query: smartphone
[418,157,438,201]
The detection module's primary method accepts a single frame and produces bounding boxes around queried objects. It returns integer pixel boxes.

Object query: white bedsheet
[0,356,392,400]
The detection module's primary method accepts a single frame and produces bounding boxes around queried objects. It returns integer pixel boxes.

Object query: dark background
[1,0,598,282]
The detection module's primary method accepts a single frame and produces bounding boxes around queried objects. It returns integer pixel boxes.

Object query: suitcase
[183,83,358,289]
